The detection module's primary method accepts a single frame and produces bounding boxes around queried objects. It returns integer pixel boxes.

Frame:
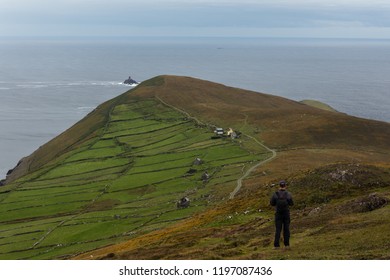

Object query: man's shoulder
[279,190,293,199]
[286,191,293,197]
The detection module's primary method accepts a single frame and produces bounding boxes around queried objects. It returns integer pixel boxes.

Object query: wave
[77,106,95,110]
[10,80,138,89]
[0,81,138,91]
[16,84,49,89]
[119,82,139,87]
[92,81,127,86]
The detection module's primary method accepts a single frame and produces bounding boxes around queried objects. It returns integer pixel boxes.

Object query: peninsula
[1,75,389,260]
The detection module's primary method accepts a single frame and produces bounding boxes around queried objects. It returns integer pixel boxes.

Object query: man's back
[270,189,293,213]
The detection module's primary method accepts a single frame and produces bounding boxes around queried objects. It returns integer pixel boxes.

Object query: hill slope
[1,75,390,260]
[131,76,390,150]
[6,75,390,183]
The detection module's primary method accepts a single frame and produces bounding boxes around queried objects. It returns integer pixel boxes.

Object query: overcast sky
[1,0,390,38]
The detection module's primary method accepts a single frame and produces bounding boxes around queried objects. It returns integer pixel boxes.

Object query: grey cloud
[1,0,390,37]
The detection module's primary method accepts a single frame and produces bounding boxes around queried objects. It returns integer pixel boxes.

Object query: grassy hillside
[0,90,269,259]
[130,76,390,151]
[1,75,389,260]
[75,163,390,260]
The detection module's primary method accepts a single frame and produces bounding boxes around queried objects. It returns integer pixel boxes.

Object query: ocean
[1,37,390,178]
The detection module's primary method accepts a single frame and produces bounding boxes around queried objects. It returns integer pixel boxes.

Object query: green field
[0,97,269,259]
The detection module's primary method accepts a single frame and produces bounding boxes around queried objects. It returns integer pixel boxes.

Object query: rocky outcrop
[123,76,138,85]
[338,193,389,213]
[4,157,31,185]
[7,168,15,176]
[7,159,23,176]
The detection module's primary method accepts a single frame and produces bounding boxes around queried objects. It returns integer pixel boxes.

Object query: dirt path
[155,96,277,200]
[229,134,277,199]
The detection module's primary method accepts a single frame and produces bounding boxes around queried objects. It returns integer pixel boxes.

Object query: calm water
[1,37,390,178]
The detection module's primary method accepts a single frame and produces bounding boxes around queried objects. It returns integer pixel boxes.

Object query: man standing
[270,180,294,249]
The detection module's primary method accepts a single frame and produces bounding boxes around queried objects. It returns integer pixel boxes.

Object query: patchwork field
[0,97,269,259]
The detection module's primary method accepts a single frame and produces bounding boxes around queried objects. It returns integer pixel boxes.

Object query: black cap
[279,180,287,187]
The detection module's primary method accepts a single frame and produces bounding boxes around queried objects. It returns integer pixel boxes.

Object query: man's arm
[270,193,277,206]
[287,192,294,206]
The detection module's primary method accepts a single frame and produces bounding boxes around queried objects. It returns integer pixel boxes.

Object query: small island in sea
[123,76,139,86]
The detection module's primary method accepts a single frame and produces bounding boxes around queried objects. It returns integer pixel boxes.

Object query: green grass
[37,158,130,180]
[300,99,337,112]
[90,139,117,149]
[107,119,161,132]
[0,97,269,259]
[64,146,125,162]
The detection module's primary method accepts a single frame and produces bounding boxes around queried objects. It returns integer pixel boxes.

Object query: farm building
[177,197,190,209]
[193,157,203,165]
[214,127,224,136]
[227,128,238,139]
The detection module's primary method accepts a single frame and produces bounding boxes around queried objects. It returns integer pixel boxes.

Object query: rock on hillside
[287,163,390,207]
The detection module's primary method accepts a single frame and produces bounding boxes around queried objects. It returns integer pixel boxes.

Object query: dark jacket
[270,189,294,213]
